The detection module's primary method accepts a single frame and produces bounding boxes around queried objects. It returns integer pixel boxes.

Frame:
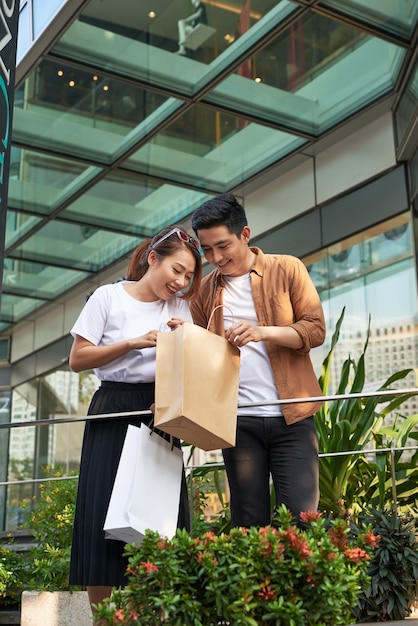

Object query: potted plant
[93,506,379,625]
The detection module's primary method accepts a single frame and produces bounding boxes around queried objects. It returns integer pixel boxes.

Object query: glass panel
[6,384,36,528]
[411,146,418,199]
[11,221,139,271]
[3,259,89,300]
[7,148,98,215]
[5,369,85,530]
[16,3,30,65]
[33,0,67,38]
[206,12,405,134]
[0,294,48,326]
[61,171,211,235]
[306,214,418,405]
[4,210,41,249]
[12,58,169,162]
[320,0,418,40]
[125,104,306,190]
[0,391,12,529]
[52,0,294,94]
[395,60,418,147]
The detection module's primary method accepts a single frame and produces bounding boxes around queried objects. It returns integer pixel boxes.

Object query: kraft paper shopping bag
[103,423,183,543]
[154,322,240,451]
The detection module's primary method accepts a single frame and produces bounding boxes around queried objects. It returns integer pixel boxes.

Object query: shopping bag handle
[146,420,175,450]
[207,304,235,329]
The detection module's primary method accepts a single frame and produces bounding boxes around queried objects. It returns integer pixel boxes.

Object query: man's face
[197,224,252,277]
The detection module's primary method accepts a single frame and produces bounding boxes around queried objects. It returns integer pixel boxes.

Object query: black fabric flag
[0,1,19,305]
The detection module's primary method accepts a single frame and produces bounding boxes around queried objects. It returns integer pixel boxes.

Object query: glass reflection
[126,103,305,188]
[61,172,211,235]
[208,10,405,133]
[2,258,88,300]
[32,58,166,129]
[306,216,418,407]
[5,370,85,530]
[320,0,418,39]
[0,294,48,325]
[395,60,418,148]
[81,0,280,61]
[12,222,138,272]
[7,149,91,218]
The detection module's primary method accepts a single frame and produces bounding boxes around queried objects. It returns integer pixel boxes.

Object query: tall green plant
[351,507,418,621]
[315,308,417,517]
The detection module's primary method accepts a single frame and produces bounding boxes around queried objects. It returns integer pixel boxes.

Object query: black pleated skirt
[69,381,190,587]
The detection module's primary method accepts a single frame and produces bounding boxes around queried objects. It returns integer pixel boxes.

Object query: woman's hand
[166,317,189,330]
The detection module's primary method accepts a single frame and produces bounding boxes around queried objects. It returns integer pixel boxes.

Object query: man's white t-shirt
[223,273,282,417]
[70,281,192,383]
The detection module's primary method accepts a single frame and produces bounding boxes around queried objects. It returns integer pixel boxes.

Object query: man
[190,193,326,527]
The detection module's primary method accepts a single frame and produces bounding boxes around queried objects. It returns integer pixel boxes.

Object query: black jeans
[222,415,319,528]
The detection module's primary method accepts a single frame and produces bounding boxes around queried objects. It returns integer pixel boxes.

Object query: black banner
[0,1,19,307]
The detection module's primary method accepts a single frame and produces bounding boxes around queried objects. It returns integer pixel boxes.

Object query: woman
[68,226,202,624]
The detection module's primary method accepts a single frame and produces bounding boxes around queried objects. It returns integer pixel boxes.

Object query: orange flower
[113,608,126,623]
[344,547,370,562]
[364,530,381,547]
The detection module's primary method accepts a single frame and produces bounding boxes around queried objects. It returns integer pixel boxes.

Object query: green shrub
[21,466,81,592]
[93,506,378,626]
[0,465,81,601]
[0,542,27,604]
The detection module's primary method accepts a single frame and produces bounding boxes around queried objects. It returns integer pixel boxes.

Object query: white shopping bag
[103,423,183,544]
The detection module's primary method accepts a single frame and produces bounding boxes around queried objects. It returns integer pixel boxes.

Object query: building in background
[0,0,417,529]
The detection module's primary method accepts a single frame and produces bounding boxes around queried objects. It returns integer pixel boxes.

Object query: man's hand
[225,322,263,347]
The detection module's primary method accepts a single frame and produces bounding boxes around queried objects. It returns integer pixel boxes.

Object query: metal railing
[0,387,417,518]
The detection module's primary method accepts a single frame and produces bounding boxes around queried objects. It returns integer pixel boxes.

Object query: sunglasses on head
[151,227,201,251]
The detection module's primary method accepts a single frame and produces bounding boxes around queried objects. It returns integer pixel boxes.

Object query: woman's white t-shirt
[70,281,192,383]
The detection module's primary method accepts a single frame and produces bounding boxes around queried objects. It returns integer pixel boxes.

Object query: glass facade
[0,0,417,529]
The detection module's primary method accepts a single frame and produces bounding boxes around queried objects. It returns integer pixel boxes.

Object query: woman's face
[148,247,196,300]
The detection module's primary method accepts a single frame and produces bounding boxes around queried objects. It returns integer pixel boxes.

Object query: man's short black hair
[191,193,247,237]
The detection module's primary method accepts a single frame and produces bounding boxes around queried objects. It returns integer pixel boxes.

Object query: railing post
[390,443,398,517]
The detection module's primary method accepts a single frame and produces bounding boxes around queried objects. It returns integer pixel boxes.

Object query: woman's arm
[69,332,159,372]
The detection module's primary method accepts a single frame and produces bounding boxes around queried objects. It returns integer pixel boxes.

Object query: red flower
[140,561,158,574]
[258,585,276,601]
[329,525,348,550]
[299,511,323,523]
[275,544,285,558]
[282,527,313,558]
